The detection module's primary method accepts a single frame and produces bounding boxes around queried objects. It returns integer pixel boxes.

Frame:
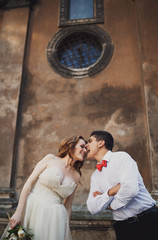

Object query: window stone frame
[46,25,114,78]
[59,0,104,27]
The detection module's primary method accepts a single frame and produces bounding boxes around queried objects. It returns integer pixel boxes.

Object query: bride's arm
[10,155,51,228]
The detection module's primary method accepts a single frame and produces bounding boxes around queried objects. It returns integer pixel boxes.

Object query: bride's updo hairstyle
[58,136,86,176]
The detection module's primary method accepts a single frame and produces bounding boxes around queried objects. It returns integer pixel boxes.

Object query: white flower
[9,234,18,240]
[18,228,26,238]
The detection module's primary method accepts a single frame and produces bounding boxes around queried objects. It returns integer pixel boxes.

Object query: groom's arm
[94,183,121,198]
[86,176,116,214]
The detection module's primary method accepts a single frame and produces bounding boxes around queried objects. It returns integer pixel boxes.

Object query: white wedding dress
[24,159,76,240]
[1,155,76,240]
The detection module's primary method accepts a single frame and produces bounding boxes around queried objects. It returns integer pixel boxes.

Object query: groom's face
[86,136,99,160]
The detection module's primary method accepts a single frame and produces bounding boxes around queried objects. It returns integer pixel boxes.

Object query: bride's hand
[10,212,21,228]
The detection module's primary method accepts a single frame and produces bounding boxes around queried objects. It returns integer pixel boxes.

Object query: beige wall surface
[0,7,29,188]
[137,0,158,195]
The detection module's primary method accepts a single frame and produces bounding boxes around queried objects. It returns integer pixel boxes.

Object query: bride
[2,135,87,240]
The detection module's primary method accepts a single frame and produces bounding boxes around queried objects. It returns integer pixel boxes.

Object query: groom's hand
[93,191,102,197]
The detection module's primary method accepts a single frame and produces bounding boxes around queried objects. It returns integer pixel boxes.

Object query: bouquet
[3,222,34,240]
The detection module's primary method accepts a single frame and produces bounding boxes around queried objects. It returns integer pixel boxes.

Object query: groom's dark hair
[90,130,114,151]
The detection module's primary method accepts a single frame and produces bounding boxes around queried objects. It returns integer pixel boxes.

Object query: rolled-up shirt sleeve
[86,175,113,214]
[110,153,139,210]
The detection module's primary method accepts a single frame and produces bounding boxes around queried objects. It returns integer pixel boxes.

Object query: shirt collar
[102,150,112,162]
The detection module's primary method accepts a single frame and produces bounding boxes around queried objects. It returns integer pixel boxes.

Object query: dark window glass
[57,32,102,69]
[70,0,94,19]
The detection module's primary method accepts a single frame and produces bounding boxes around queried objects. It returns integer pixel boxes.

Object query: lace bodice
[32,162,76,203]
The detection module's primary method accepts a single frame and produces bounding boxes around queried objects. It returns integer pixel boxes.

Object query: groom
[86,130,158,240]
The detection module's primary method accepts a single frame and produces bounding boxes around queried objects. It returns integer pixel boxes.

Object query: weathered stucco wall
[137,0,158,197]
[0,7,29,188]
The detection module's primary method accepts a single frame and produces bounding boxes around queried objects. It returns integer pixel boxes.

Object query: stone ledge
[71,210,113,221]
[0,188,15,198]
[71,205,113,221]
[70,219,114,231]
[70,207,114,231]
[0,188,17,221]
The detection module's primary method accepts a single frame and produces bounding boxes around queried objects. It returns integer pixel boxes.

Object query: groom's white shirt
[86,151,155,221]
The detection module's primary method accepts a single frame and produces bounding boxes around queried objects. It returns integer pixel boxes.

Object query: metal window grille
[57,32,102,69]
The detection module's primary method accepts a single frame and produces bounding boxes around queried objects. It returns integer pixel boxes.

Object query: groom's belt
[119,205,157,224]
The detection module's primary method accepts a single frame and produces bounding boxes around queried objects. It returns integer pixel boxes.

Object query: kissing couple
[2,131,157,240]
